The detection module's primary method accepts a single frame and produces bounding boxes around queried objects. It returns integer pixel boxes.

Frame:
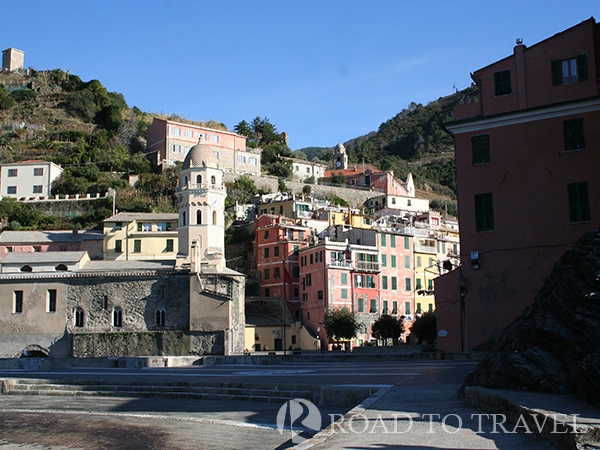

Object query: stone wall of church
[67,273,190,334]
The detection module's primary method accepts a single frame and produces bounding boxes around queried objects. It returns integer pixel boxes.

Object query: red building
[323,165,414,197]
[255,215,312,320]
[437,18,600,351]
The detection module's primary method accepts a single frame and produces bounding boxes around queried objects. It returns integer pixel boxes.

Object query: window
[382,276,388,290]
[293,266,299,278]
[274,267,280,279]
[302,293,308,302]
[33,185,43,194]
[115,222,123,230]
[416,303,422,314]
[115,240,122,253]
[75,308,84,327]
[417,256,422,268]
[182,211,186,226]
[142,222,152,232]
[47,289,57,313]
[383,301,388,314]
[237,155,246,164]
[405,278,411,291]
[568,182,591,223]
[265,288,270,297]
[264,230,269,239]
[341,273,347,285]
[370,299,377,313]
[381,254,387,267]
[390,235,396,248]
[249,157,257,165]
[34,168,44,176]
[171,144,181,153]
[341,288,348,299]
[310,254,313,264]
[391,255,397,268]
[264,247,270,258]
[429,304,434,312]
[358,298,364,312]
[60,246,67,251]
[55,263,68,271]
[563,119,585,151]
[14,290,23,313]
[264,269,270,280]
[381,234,386,247]
[196,210,202,224]
[428,279,434,290]
[7,169,17,177]
[318,290,323,300]
[211,175,216,185]
[472,134,490,164]
[475,193,495,232]
[293,245,299,255]
[392,301,398,314]
[404,256,410,269]
[416,278,422,290]
[156,222,172,231]
[7,186,16,195]
[404,236,409,250]
[391,277,397,290]
[274,246,280,257]
[20,265,32,272]
[156,308,166,327]
[211,134,219,143]
[166,239,174,252]
[552,55,587,86]
[170,127,181,136]
[113,307,123,327]
[494,70,511,96]
[33,246,41,252]
[405,302,411,315]
[6,247,12,252]
[184,129,193,138]
[133,240,141,253]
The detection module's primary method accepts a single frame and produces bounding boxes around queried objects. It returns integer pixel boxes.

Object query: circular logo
[276,398,321,444]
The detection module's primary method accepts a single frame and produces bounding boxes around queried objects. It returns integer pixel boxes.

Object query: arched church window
[55,264,68,271]
[75,308,84,327]
[113,307,123,327]
[182,211,186,226]
[213,211,217,225]
[184,176,188,185]
[196,210,202,225]
[20,265,33,272]
[211,175,216,185]
[196,174,202,184]
[156,308,166,327]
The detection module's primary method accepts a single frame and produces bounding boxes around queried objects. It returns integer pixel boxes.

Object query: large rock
[463,230,600,408]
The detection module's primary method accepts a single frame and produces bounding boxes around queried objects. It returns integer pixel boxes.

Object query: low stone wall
[71,331,190,357]
[223,173,378,208]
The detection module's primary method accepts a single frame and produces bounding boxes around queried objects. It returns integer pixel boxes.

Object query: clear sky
[4,1,598,150]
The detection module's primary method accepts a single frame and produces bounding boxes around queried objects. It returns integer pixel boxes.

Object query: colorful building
[103,213,178,261]
[437,18,600,351]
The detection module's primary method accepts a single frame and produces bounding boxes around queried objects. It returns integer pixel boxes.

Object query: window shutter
[577,54,588,81]
[551,60,562,86]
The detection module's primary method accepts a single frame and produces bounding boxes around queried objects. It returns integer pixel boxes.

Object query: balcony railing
[328,259,353,269]
[356,261,381,272]
[414,244,437,254]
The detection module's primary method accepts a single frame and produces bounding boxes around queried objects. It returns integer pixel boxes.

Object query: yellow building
[103,213,178,260]
[320,208,372,229]
[413,237,438,315]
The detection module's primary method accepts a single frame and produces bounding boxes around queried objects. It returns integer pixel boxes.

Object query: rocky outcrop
[463,230,600,408]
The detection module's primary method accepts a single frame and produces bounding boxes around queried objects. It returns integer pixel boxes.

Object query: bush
[10,89,37,102]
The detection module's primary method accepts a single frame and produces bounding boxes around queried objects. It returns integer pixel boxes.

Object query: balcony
[356,261,381,272]
[328,259,353,269]
[414,243,437,254]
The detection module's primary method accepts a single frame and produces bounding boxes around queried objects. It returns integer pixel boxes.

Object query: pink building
[437,18,600,351]
[323,166,413,197]
[299,227,412,347]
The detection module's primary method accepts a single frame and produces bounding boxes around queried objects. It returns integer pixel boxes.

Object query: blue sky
[5,1,598,150]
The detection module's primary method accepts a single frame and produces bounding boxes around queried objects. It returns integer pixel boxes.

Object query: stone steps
[3,378,315,404]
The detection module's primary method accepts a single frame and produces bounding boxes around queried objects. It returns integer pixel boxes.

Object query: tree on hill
[234,117,293,173]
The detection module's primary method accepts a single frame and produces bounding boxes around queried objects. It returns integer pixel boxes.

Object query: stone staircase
[0,378,316,404]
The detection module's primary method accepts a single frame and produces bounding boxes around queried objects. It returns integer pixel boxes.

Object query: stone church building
[0,142,246,358]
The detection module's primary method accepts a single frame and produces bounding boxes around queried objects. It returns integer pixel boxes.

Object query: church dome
[182,143,219,170]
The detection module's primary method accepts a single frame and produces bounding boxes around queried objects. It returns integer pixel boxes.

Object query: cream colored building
[0,160,63,199]
[280,156,327,183]
[103,212,178,261]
